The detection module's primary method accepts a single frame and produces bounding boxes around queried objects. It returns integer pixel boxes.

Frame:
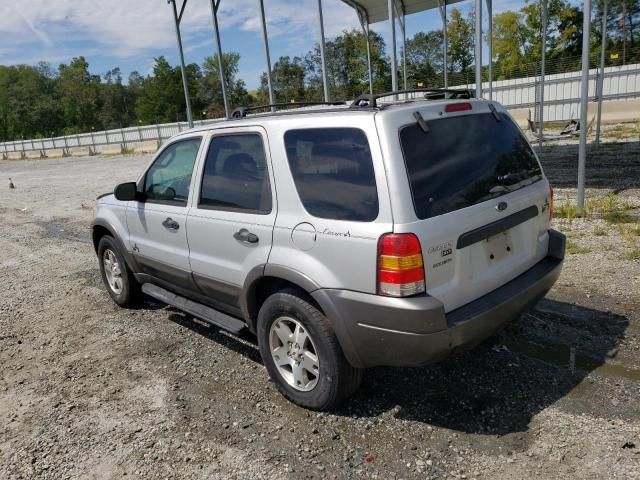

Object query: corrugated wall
[476,63,640,121]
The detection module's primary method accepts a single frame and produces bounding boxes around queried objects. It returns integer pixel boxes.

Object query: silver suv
[92,92,565,410]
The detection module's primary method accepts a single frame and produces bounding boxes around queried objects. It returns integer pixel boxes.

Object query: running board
[141,283,246,334]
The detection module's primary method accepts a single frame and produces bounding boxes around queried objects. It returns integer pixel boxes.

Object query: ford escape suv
[92,91,565,410]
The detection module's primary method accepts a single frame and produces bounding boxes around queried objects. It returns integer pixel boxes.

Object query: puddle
[40,221,91,244]
[502,338,640,382]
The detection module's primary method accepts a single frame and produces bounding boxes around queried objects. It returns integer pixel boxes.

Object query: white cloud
[0,0,358,64]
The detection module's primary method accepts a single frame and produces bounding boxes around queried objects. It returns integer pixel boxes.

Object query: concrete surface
[132,140,159,154]
[98,144,123,155]
[588,98,640,124]
[44,149,66,159]
[508,107,531,130]
[24,151,42,160]
[5,151,24,160]
[69,147,92,157]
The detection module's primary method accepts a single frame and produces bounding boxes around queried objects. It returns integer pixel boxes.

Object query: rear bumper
[313,229,565,368]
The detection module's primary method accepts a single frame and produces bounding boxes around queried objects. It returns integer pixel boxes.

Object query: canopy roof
[342,0,465,24]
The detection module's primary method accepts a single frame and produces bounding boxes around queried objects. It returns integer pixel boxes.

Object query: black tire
[97,235,141,307]
[257,289,362,410]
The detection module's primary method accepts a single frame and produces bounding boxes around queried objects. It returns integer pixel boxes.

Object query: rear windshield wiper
[488,103,501,121]
[497,169,538,185]
[413,111,429,133]
[490,175,541,195]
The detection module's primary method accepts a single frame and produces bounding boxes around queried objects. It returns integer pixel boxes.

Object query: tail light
[444,102,472,113]
[377,233,426,297]
[548,183,554,221]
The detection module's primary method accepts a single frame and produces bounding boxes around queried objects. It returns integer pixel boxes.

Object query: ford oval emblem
[496,201,508,212]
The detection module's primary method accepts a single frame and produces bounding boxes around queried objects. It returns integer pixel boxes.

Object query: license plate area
[486,231,513,263]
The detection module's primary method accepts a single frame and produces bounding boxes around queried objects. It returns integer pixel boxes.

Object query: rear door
[186,127,276,311]
[378,102,552,312]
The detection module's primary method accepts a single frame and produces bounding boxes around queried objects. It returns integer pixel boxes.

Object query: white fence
[2,62,639,156]
[474,63,640,122]
[0,118,226,156]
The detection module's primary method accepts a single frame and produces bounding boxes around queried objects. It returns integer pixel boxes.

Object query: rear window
[284,128,378,222]
[400,112,542,219]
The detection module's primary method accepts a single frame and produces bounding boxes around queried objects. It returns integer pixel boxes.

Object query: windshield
[399,112,542,219]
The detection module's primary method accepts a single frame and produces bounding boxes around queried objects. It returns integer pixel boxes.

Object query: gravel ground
[1,143,639,480]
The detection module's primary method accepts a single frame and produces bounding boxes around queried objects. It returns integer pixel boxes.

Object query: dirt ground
[1,138,639,479]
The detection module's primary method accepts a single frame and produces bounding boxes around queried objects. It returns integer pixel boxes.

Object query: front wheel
[98,235,140,307]
[257,289,362,410]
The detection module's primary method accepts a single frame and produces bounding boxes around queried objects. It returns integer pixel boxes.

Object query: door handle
[234,228,259,244]
[162,217,180,230]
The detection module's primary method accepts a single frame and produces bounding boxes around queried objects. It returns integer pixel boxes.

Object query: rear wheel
[257,289,362,410]
[98,235,141,307]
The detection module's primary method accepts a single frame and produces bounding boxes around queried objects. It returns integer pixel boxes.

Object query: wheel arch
[241,265,362,367]
[91,219,138,272]
[241,265,323,332]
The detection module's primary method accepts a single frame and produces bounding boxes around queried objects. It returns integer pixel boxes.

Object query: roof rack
[230,101,346,118]
[350,88,472,109]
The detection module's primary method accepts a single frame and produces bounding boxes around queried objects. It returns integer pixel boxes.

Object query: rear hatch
[377,101,552,312]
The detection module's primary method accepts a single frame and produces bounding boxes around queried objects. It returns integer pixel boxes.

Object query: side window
[144,137,202,205]
[199,133,272,214]
[284,128,379,222]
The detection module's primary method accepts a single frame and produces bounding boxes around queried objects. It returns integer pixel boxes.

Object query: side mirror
[114,182,138,201]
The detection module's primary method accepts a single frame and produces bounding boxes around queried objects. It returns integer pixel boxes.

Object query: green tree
[606,0,640,64]
[135,56,203,124]
[304,29,389,100]
[57,57,101,133]
[98,67,136,129]
[447,8,474,80]
[491,11,527,78]
[520,0,569,65]
[198,52,252,118]
[257,56,306,104]
[404,30,444,87]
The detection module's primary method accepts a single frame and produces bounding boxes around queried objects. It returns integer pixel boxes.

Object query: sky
[0,0,538,90]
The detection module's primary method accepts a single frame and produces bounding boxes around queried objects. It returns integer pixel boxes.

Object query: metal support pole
[209,0,230,118]
[486,0,493,99]
[317,0,330,102]
[389,0,398,96]
[258,0,275,107]
[439,0,448,87]
[357,11,374,95]
[170,0,194,128]
[539,0,548,151]
[365,24,373,95]
[577,0,591,213]
[595,0,608,147]
[474,0,482,98]
[399,5,408,91]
